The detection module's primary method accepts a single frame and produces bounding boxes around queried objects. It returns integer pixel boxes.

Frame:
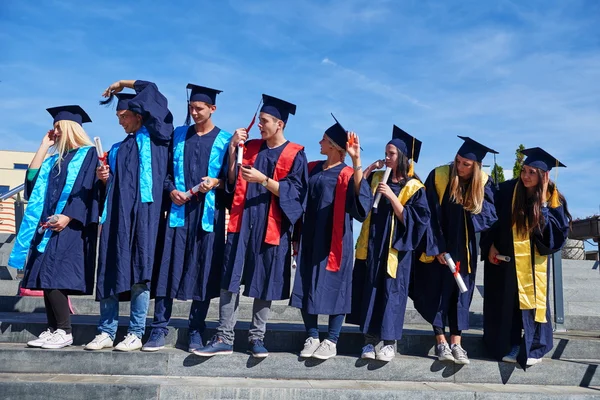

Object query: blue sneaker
[141,329,165,352]
[248,339,269,358]
[193,335,233,357]
[188,330,203,353]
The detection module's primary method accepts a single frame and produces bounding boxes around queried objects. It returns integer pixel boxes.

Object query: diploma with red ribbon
[94,137,107,166]
[443,253,468,293]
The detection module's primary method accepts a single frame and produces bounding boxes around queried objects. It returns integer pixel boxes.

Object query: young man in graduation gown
[482,148,570,368]
[290,116,371,360]
[142,84,232,353]
[9,106,100,349]
[86,80,174,352]
[195,94,308,358]
[412,136,497,365]
[347,126,430,362]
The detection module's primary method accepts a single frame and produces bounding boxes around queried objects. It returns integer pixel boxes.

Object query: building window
[13,163,28,170]
[0,185,9,195]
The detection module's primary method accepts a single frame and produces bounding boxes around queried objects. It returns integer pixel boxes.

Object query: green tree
[491,163,505,184]
[512,144,525,179]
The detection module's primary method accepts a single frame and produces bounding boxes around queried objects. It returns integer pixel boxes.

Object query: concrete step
[0,344,598,388]
[1,373,599,400]
[0,312,599,360]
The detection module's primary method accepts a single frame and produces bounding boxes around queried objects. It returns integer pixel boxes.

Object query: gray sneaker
[312,339,337,360]
[299,337,320,358]
[435,343,455,362]
[451,343,470,365]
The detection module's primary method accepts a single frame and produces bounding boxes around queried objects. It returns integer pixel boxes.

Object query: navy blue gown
[290,162,371,315]
[96,81,173,301]
[152,126,229,301]
[222,141,308,301]
[412,165,497,332]
[482,179,569,366]
[22,148,100,295]
[347,177,430,340]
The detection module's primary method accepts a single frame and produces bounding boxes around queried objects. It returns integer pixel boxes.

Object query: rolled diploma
[443,253,468,293]
[372,167,392,209]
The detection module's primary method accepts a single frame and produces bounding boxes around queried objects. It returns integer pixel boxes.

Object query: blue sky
[1,0,599,220]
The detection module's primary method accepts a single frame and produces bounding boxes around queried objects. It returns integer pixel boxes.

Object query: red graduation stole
[228,139,304,245]
[306,161,354,272]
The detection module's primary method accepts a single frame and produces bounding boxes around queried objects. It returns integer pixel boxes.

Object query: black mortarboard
[186,84,222,105]
[457,136,498,162]
[46,105,92,125]
[115,93,136,111]
[324,114,347,149]
[522,147,566,171]
[260,94,296,124]
[389,125,422,162]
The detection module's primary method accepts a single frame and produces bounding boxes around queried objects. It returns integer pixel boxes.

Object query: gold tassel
[408,137,416,177]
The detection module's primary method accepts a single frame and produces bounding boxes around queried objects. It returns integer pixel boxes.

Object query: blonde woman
[8,106,100,349]
[412,136,498,365]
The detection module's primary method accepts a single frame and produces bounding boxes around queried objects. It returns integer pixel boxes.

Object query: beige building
[0,150,35,233]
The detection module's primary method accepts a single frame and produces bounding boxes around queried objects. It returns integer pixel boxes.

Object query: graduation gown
[152,126,229,301]
[222,141,308,301]
[21,148,100,295]
[412,165,497,331]
[96,80,174,301]
[347,176,430,340]
[482,179,569,365]
[290,161,371,315]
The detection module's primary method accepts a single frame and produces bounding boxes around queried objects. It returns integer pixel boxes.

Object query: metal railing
[0,184,25,232]
[0,184,25,201]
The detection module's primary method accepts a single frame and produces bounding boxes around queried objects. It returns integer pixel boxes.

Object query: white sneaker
[502,345,520,363]
[115,333,143,352]
[451,343,470,365]
[84,332,114,350]
[41,329,73,349]
[376,344,395,362]
[299,337,320,358]
[312,339,337,360]
[27,329,54,348]
[526,357,542,366]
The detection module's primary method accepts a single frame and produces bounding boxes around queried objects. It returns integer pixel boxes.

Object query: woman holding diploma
[9,106,99,349]
[413,136,497,365]
[347,126,430,362]
[482,148,570,368]
[290,116,371,360]
[143,84,232,353]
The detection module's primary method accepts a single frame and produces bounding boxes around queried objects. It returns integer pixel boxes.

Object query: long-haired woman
[8,106,100,349]
[347,126,430,362]
[412,136,498,365]
[483,147,570,368]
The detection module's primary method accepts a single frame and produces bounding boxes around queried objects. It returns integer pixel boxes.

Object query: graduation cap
[389,125,422,177]
[115,93,136,111]
[324,114,348,150]
[522,147,566,171]
[46,105,92,125]
[184,84,222,125]
[457,136,498,163]
[260,94,296,124]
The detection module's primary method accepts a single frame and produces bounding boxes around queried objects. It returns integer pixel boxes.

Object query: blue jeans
[151,296,211,335]
[301,311,345,344]
[98,283,150,340]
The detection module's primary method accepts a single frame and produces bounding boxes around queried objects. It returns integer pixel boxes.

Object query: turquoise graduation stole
[8,146,92,270]
[100,126,154,225]
[169,126,232,232]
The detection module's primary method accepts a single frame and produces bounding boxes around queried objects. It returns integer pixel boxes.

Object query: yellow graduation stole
[511,185,561,323]
[355,171,424,278]
[418,165,488,274]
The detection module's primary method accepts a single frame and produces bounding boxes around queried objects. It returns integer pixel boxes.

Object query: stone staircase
[0,258,599,399]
